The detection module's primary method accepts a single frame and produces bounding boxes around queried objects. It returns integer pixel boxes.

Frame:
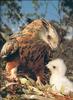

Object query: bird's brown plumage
[1,19,59,84]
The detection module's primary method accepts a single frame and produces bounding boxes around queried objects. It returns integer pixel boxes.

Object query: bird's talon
[36,77,44,87]
[8,74,18,81]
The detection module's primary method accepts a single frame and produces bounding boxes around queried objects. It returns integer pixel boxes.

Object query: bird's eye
[53,66,56,69]
[47,35,51,39]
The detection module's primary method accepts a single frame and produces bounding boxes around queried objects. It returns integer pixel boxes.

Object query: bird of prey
[1,19,59,84]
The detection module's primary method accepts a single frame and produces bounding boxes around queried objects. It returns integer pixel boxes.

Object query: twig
[0,82,18,91]
[21,94,54,100]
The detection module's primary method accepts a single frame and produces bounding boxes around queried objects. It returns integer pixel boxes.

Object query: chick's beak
[46,64,49,69]
[46,64,51,77]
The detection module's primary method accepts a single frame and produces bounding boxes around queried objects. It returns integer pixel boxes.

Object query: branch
[21,94,53,100]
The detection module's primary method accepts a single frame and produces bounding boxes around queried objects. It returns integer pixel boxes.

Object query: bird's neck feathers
[38,28,50,44]
[51,72,65,78]
[39,32,48,43]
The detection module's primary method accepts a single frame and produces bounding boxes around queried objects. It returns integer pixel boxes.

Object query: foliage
[0,0,23,25]
[0,0,50,34]
[60,0,73,26]
[0,0,23,35]
[61,0,73,17]
[31,0,49,18]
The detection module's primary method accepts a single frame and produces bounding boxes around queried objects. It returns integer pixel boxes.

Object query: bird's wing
[1,39,19,59]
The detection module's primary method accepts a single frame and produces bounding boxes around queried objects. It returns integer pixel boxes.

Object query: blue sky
[20,0,61,21]
[21,0,59,19]
[5,0,63,32]
[19,0,62,30]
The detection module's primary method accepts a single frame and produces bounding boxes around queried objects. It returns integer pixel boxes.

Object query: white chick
[46,58,73,94]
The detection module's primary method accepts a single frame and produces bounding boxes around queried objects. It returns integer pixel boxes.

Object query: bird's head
[21,19,59,50]
[46,58,67,76]
[39,19,59,50]
[1,39,19,59]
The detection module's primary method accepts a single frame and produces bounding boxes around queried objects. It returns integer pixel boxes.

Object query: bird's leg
[6,60,19,81]
[10,67,18,81]
[36,70,46,86]
[36,76,43,86]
